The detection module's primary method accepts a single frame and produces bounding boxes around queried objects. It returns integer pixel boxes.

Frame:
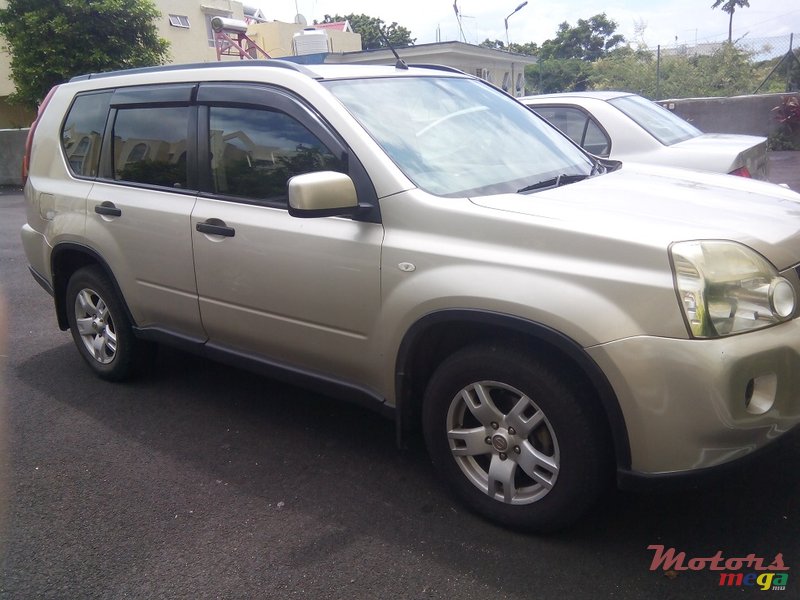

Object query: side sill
[133,326,207,356]
[203,342,394,420]
[132,326,393,420]
[617,424,800,492]
[28,266,54,297]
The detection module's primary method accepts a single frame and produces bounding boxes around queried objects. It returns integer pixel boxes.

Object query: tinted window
[534,106,610,156]
[535,106,587,145]
[208,106,344,202]
[61,91,112,178]
[583,120,610,156]
[112,107,189,188]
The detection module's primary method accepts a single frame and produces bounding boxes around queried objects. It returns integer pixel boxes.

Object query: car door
[190,83,383,385]
[85,84,205,341]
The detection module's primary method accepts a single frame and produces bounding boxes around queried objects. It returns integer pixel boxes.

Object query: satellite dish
[294,14,307,26]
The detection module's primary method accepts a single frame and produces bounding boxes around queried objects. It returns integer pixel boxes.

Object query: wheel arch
[50,242,135,331]
[395,309,631,470]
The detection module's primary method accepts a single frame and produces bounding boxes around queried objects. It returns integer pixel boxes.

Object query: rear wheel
[422,344,611,532]
[65,266,151,381]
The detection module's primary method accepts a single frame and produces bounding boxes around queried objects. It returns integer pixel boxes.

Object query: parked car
[21,61,800,532]
[521,91,769,179]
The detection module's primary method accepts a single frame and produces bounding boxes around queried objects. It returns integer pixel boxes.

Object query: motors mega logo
[648,545,790,590]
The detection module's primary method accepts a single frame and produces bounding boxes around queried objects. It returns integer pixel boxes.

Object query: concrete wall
[660,92,797,137]
[0,128,27,186]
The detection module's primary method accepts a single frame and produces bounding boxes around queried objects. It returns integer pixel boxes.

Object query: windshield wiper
[517,173,589,193]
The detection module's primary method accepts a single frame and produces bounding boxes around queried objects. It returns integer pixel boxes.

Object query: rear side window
[61,91,112,178]
[534,106,610,156]
[208,106,344,202]
[112,106,190,188]
[582,119,610,156]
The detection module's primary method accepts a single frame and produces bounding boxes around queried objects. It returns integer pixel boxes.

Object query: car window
[112,106,189,188]
[208,106,344,203]
[608,95,701,146]
[583,119,610,156]
[533,106,610,157]
[61,91,112,178]
[324,77,594,198]
[534,107,586,143]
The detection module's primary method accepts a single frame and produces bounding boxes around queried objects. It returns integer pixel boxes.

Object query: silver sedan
[521,91,769,179]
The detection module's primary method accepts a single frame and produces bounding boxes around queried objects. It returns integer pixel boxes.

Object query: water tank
[211,16,248,33]
[293,28,329,56]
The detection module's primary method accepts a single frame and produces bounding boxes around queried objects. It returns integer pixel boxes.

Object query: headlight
[670,241,796,338]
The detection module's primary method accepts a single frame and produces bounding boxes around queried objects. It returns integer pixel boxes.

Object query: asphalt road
[1,186,799,600]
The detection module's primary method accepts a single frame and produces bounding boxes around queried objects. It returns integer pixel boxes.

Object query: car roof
[520,91,634,102]
[69,60,469,83]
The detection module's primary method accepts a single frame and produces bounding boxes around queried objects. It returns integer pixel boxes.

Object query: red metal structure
[212,16,269,60]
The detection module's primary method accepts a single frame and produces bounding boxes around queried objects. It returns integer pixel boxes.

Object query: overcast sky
[259,0,800,49]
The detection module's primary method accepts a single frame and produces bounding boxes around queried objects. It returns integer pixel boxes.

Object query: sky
[258,0,800,50]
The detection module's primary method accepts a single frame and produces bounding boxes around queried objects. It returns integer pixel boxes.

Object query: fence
[654,33,799,99]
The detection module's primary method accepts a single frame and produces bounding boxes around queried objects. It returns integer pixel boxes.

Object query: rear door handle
[95,201,122,217]
[196,219,235,237]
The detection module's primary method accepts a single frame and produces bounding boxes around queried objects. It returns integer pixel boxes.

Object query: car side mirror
[288,171,358,218]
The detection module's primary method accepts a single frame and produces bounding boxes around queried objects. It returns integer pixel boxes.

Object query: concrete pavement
[768,150,800,191]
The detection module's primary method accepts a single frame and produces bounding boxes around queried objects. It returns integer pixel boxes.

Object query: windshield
[323,76,595,197]
[608,94,701,146]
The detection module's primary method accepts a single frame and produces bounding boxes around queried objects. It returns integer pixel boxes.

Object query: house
[320,41,537,97]
[0,1,536,130]
[0,0,254,128]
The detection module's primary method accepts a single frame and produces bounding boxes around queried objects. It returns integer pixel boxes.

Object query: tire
[422,344,611,532]
[65,266,151,381]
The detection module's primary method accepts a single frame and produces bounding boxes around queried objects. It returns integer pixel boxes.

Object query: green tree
[526,14,624,93]
[590,47,658,96]
[479,38,538,56]
[711,0,750,44]
[0,0,169,108]
[527,58,593,93]
[590,43,763,99]
[319,13,414,50]
[538,14,625,61]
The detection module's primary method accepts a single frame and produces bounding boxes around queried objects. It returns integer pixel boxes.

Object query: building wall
[0,0,33,127]
[154,0,246,64]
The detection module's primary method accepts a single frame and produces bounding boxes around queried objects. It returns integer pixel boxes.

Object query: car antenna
[379,30,408,70]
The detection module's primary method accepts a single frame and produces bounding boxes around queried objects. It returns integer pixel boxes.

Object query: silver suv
[21,60,800,531]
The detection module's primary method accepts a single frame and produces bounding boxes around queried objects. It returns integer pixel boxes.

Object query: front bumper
[586,319,800,475]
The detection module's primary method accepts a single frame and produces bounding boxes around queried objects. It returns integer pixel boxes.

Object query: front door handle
[196,219,235,237]
[95,201,122,217]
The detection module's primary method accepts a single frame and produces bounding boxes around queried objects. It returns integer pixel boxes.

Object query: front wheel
[422,345,611,532]
[65,266,151,381]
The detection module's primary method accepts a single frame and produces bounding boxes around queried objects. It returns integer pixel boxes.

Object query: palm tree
[711,0,751,43]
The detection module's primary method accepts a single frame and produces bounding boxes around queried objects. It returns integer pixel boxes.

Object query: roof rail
[407,64,468,76]
[69,59,320,82]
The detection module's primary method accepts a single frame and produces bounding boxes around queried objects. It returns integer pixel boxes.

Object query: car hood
[470,163,800,270]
